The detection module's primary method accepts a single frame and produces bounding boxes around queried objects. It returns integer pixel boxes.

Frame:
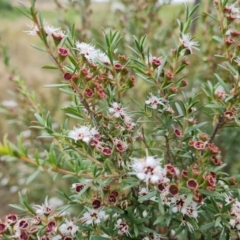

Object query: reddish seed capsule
[63,72,73,81]
[0,222,7,234]
[187,179,198,190]
[58,47,69,57]
[169,184,179,196]
[102,147,113,156]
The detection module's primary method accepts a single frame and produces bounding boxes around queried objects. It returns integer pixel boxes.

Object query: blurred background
[1,0,240,218]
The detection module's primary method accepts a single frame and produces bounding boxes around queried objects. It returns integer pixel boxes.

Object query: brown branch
[20,156,119,179]
[32,11,99,128]
[71,145,104,167]
[207,115,225,145]
[70,81,98,127]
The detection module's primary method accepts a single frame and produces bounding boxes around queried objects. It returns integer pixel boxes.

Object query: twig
[207,115,225,145]
[20,156,119,179]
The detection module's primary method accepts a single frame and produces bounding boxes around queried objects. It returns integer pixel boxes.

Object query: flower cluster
[0,206,79,240]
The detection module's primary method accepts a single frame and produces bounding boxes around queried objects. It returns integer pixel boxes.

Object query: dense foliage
[1,0,240,239]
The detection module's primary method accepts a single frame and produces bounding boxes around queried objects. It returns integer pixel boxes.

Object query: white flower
[181,201,199,218]
[24,23,39,35]
[32,204,52,215]
[222,193,235,204]
[43,23,60,35]
[114,219,131,236]
[145,93,168,109]
[171,194,186,213]
[130,155,166,185]
[171,195,200,218]
[24,21,60,36]
[76,42,110,64]
[80,207,106,225]
[180,34,199,54]
[124,114,136,131]
[97,51,111,64]
[52,30,66,39]
[59,219,79,236]
[68,126,98,143]
[109,102,126,118]
[76,42,98,60]
[226,2,240,17]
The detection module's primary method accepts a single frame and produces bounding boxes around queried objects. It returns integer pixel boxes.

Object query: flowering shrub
[2,0,240,239]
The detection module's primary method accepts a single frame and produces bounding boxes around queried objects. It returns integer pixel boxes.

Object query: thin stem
[70,80,98,127]
[207,115,225,145]
[32,10,99,128]
[20,156,119,179]
[57,137,104,167]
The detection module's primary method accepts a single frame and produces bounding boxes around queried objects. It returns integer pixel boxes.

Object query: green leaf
[203,12,218,21]
[200,189,222,197]
[26,168,41,185]
[8,204,26,212]
[42,65,58,70]
[34,113,45,125]
[212,36,223,43]
[214,74,229,92]
[153,214,166,225]
[44,83,69,88]
[138,190,156,203]
[31,45,47,52]
[200,221,215,231]
[185,122,207,134]
[204,104,225,109]
[215,216,222,227]
[59,88,77,95]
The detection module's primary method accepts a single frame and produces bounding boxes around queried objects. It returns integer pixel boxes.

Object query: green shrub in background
[0,0,13,11]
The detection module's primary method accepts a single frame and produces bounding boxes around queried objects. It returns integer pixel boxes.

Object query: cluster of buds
[0,207,79,240]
